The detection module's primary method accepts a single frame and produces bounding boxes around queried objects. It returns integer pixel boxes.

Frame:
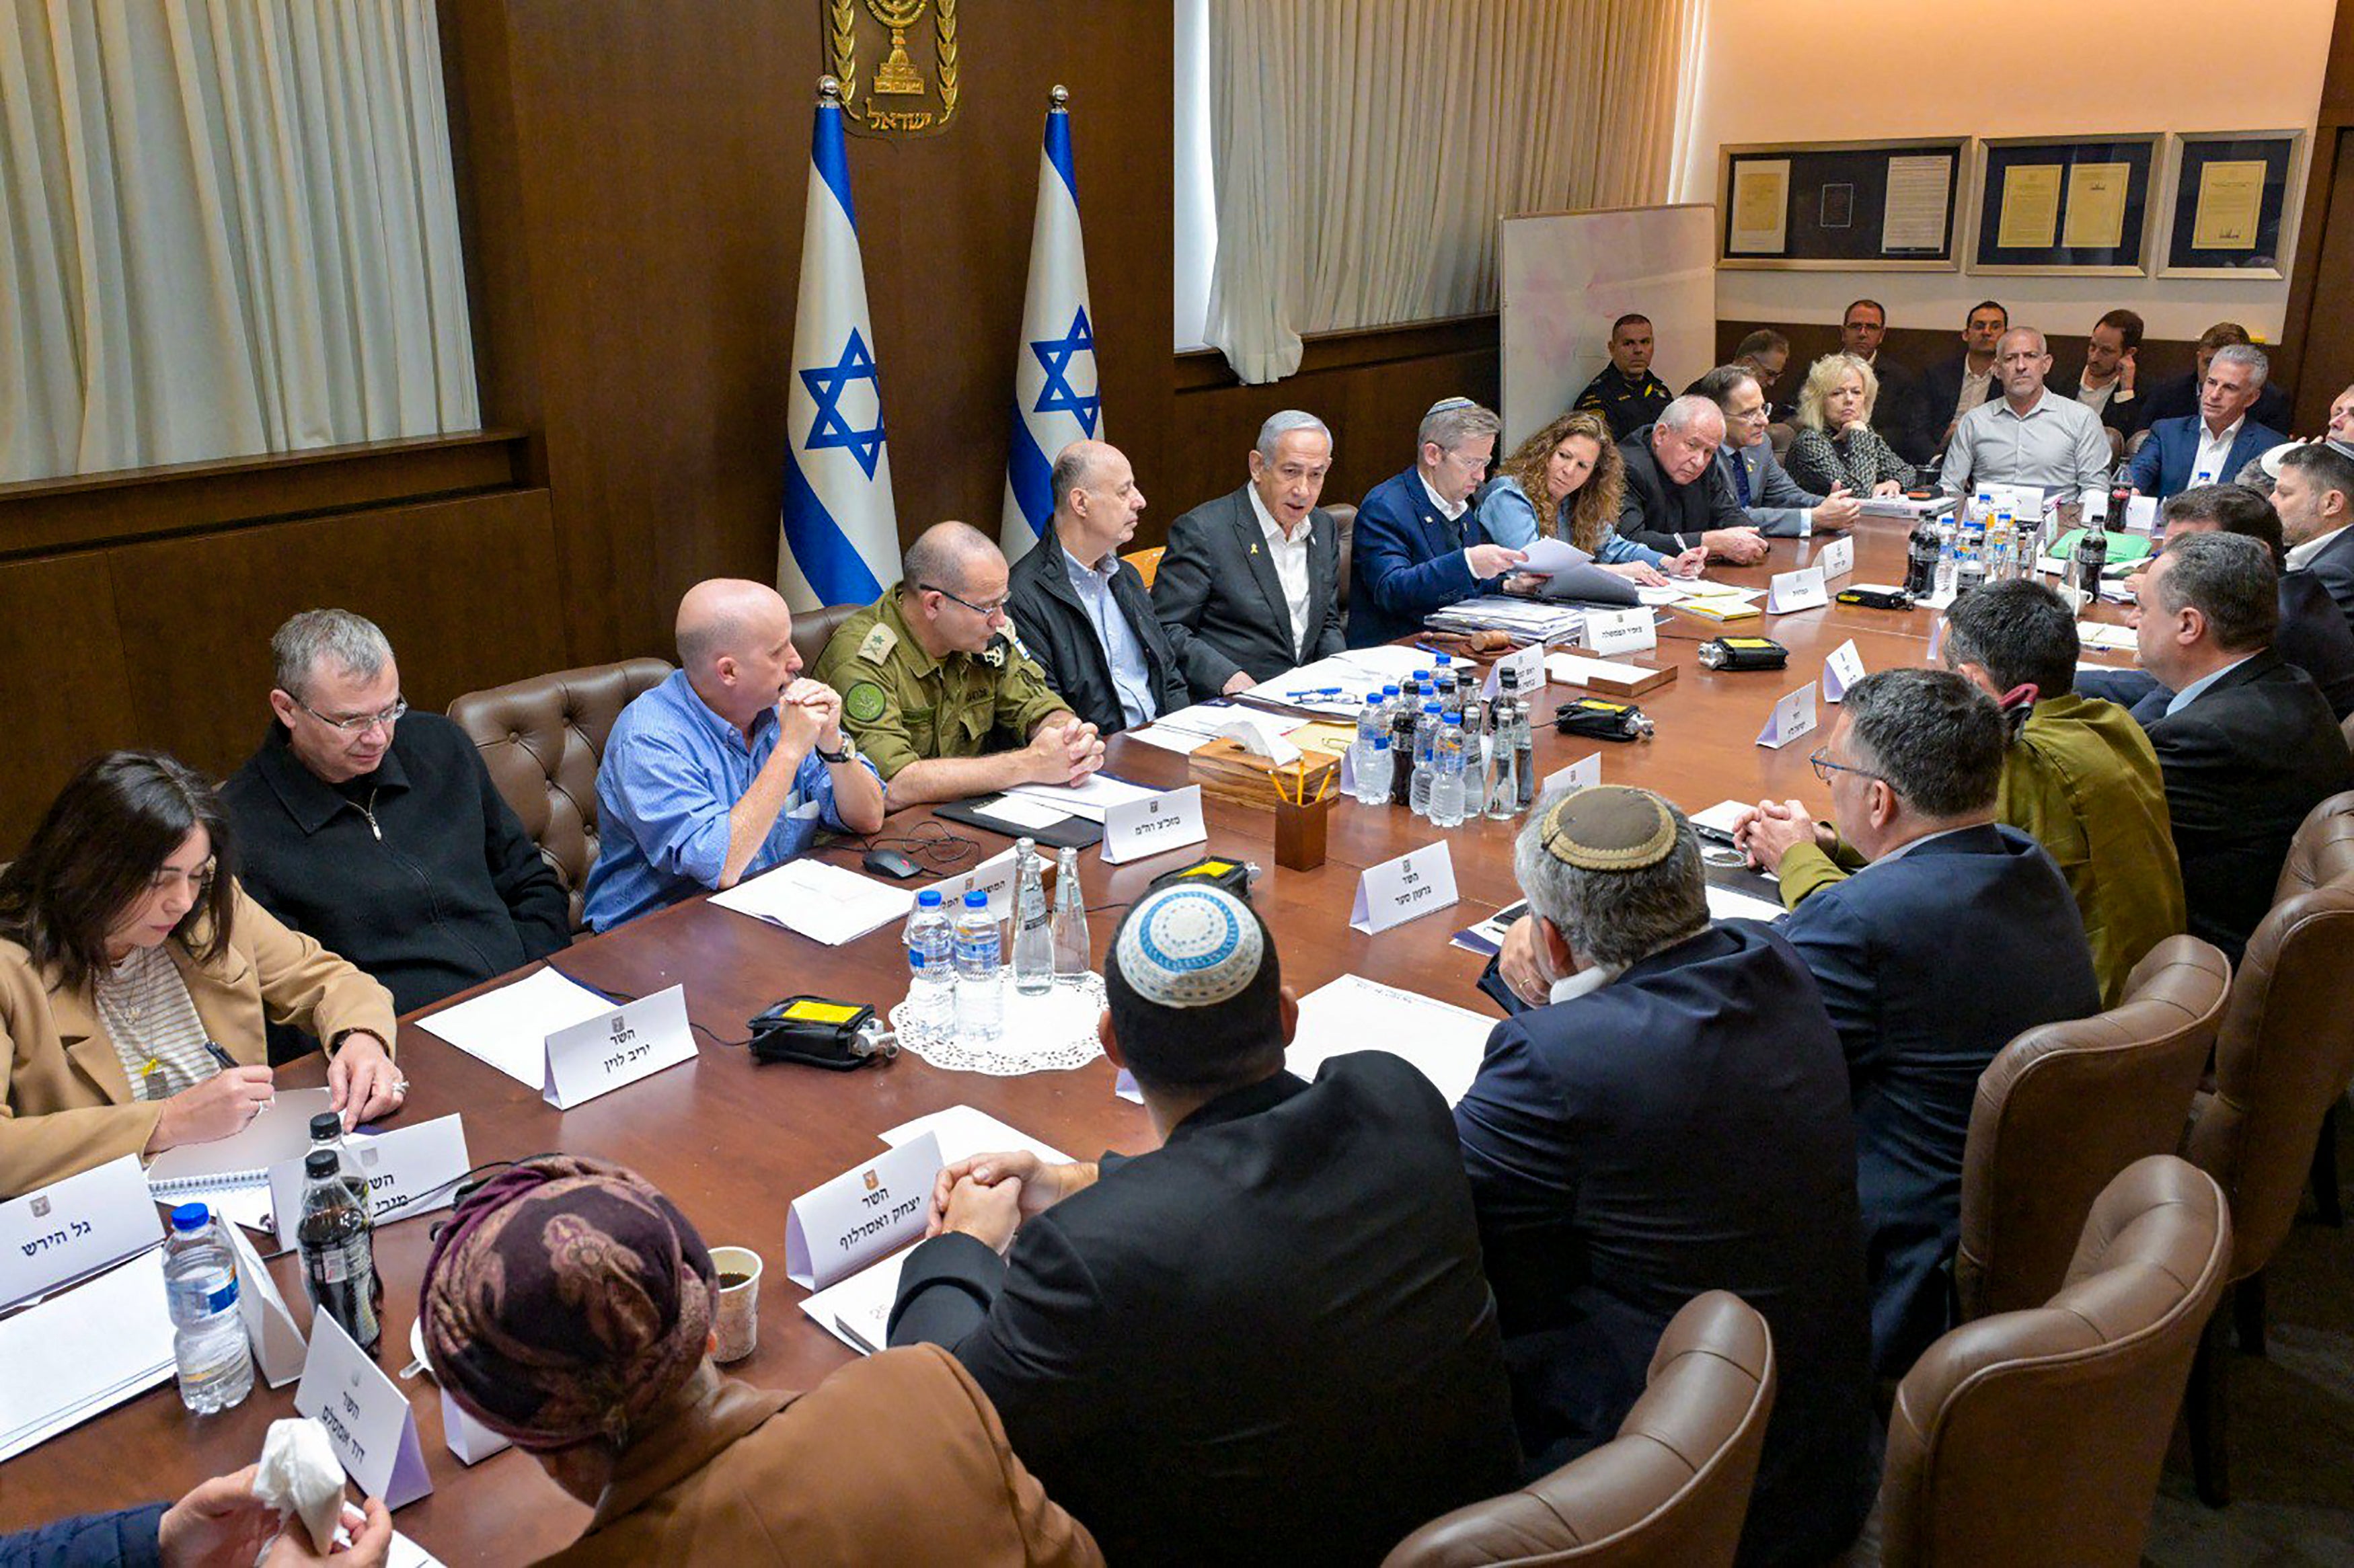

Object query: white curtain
[1204,0,1703,383]
[0,0,479,483]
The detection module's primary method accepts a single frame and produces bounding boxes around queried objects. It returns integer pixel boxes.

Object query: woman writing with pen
[1474,410,1708,584]
[0,751,403,1198]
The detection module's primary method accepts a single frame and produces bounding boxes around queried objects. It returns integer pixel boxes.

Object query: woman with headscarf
[420,1154,1102,1567]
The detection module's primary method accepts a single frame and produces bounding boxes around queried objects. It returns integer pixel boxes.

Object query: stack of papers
[1003,773,1159,824]
[1425,596,1589,643]
[1284,975,1497,1107]
[414,966,615,1086]
[1252,656,1394,716]
[1706,884,1786,923]
[0,1249,175,1462]
[710,858,913,943]
[1451,899,1529,956]
[1125,700,1243,754]
[2077,621,2138,653]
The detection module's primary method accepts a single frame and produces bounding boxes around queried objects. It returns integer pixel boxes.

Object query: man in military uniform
[1574,314,1674,441]
[813,520,1105,809]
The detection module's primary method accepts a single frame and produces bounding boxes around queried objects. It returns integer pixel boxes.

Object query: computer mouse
[863,847,923,880]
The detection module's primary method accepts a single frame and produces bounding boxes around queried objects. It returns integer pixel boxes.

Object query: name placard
[1350,844,1461,935]
[1767,566,1829,614]
[1584,607,1658,657]
[1100,785,1207,865]
[295,1312,432,1509]
[1543,753,1601,797]
[0,1155,160,1309]
[925,846,1030,921]
[227,1222,307,1388]
[1480,641,1548,699]
[441,1386,512,1465]
[1755,682,1820,750]
[784,1131,943,1291]
[1817,535,1856,580]
[542,984,695,1110]
[268,1115,471,1252]
[1822,639,1867,704]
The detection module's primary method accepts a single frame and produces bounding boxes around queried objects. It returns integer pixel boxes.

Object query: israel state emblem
[826,0,960,138]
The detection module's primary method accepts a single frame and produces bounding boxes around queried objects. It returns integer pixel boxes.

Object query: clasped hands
[775,678,847,754]
[1027,717,1106,786]
[1730,798,1835,873]
[925,1150,1100,1254]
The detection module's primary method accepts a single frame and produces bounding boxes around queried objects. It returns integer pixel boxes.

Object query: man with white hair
[584,578,886,930]
[1939,327,2114,498]
[1616,395,1770,563]
[223,609,571,1013]
[1151,411,1350,697]
[1346,397,1529,647]
[2123,342,2285,500]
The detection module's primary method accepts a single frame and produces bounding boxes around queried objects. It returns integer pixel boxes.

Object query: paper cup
[710,1246,763,1364]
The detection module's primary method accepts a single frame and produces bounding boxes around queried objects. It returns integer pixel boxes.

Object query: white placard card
[1349,844,1461,935]
[1817,535,1855,580]
[1100,785,1208,865]
[1480,641,1548,699]
[268,1115,471,1252]
[784,1131,943,1291]
[1543,753,1601,797]
[541,984,695,1110]
[925,846,1027,920]
[441,1386,512,1465]
[227,1222,307,1387]
[1755,683,1820,750]
[1821,639,1867,703]
[1583,607,1658,657]
[0,1155,161,1309]
[295,1313,433,1509]
[1766,567,1829,614]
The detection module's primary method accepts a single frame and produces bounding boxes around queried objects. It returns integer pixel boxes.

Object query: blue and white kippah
[1114,886,1263,1009]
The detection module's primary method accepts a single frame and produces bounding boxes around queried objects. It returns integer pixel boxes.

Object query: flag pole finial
[817,75,843,104]
[1049,84,1069,110]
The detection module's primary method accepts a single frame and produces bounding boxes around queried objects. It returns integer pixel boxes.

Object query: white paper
[1548,653,1651,688]
[710,858,913,945]
[206,1184,277,1236]
[878,1106,1072,1169]
[1636,583,1691,605]
[1755,684,1820,750]
[1679,582,1765,604]
[1706,884,1787,924]
[269,1115,471,1252]
[541,984,696,1110]
[2077,621,2138,653]
[2121,494,2160,533]
[1285,976,1496,1107]
[1583,607,1659,656]
[1767,566,1829,614]
[145,1089,337,1191]
[1689,799,1753,839]
[0,1247,174,1462]
[1817,535,1856,580]
[295,1312,432,1509]
[1005,773,1160,821]
[1883,153,1953,252]
[389,1534,449,1568]
[1123,722,1215,755]
[975,793,1075,831]
[1544,754,1601,797]
[1350,843,1460,935]
[784,1132,943,1291]
[412,968,612,1088]
[1515,536,1595,576]
[1332,645,1437,684]
[229,1222,307,1387]
[798,1248,909,1356]
[1822,639,1867,704]
[1101,785,1209,865]
[0,1154,162,1308]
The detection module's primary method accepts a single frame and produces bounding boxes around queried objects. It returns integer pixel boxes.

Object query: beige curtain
[0,0,478,483]
[1205,0,1703,383]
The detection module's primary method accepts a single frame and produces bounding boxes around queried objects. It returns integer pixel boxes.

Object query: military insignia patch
[845,682,888,723]
[981,636,1009,668]
[856,622,898,664]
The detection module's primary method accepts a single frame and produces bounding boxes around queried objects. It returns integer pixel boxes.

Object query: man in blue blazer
[2124,344,2285,500]
[1457,785,1876,1567]
[1738,669,2101,1377]
[1345,397,1529,647]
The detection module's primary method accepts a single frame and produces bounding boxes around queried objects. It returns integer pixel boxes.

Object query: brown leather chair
[2339,707,2354,753]
[447,658,674,931]
[1120,547,1165,590]
[790,600,864,674]
[1866,1155,2230,1567]
[2182,788,2354,1503]
[1382,1292,1774,1568]
[1328,502,1357,617]
[1952,934,2230,1322]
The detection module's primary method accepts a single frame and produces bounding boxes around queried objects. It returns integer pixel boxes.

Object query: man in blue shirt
[583,579,886,930]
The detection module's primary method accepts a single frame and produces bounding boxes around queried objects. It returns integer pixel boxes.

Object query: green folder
[2045,528,2156,566]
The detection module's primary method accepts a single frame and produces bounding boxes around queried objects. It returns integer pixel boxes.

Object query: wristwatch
[816,738,858,765]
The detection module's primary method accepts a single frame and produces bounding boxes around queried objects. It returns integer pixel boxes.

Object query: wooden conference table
[7,518,2131,1561]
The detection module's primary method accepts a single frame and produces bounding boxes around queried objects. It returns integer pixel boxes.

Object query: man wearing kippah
[1344,397,1533,647]
[1455,785,1876,1567]
[888,884,1519,1568]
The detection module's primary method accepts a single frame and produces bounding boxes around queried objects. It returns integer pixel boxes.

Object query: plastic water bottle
[164,1204,253,1414]
[952,890,1003,1044]
[1353,697,1392,805]
[1972,489,1994,535]
[1486,698,1522,821]
[1051,847,1090,980]
[1429,715,1468,828]
[1933,522,1959,602]
[1011,840,1053,996]
[904,889,954,1023]
[1409,703,1442,817]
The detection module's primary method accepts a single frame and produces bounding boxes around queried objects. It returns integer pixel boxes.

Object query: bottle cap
[305,1149,340,1177]
[309,1111,342,1141]
[1383,684,1400,695]
[1413,669,1431,680]
[916,889,942,906]
[1423,703,1440,713]
[171,1203,209,1231]
[1433,652,1451,665]
[1444,713,1462,726]
[963,890,989,908]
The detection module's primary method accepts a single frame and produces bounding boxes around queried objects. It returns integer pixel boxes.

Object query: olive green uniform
[812,590,1071,781]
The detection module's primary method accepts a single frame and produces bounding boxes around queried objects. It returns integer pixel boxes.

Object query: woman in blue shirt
[1475,411,1706,582]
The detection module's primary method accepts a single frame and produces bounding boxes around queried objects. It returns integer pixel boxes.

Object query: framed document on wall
[2160,130,2304,278]
[1969,134,2158,275]
[1718,138,1967,270]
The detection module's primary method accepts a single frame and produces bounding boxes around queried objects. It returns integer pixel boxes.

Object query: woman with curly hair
[1786,354,1918,498]
[1474,410,1705,583]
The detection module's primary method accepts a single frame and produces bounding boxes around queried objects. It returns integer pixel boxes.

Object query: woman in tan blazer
[0,751,402,1198]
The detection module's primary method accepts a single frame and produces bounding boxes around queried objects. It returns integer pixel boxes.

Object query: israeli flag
[779,86,899,612]
[1001,91,1102,566]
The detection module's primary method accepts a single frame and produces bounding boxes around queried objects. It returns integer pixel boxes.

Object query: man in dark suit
[1574,313,1674,440]
[2135,321,2293,436]
[1696,364,1863,539]
[2058,309,2147,457]
[1618,396,1770,563]
[1005,440,1191,736]
[1151,411,1348,698]
[2275,442,2354,627]
[889,884,1521,1568]
[1346,397,1531,647]
[2125,344,2287,500]
[1737,669,2102,1376]
[1457,785,1876,1567]
[1913,299,2007,462]
[2134,533,2353,962]
[1840,298,1924,460]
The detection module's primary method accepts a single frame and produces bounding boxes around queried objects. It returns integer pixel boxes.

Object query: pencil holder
[1273,793,1332,872]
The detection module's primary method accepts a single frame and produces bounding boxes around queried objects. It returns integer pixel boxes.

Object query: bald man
[813,522,1102,810]
[1007,440,1192,735]
[581,579,886,931]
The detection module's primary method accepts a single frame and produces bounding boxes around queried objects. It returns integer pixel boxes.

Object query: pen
[202,1040,237,1072]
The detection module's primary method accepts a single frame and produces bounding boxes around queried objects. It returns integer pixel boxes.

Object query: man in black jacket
[2135,534,2353,961]
[1006,440,1191,736]
[888,884,1521,1568]
[221,610,570,1017]
[1618,397,1769,563]
[2275,442,2354,629]
[1913,299,2006,462]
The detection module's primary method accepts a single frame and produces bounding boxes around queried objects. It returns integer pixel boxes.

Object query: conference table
[5,517,2134,1561]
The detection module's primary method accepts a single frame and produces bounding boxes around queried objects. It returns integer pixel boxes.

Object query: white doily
[890,970,1108,1076]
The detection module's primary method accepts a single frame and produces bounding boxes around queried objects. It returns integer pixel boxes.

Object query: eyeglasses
[1807,746,1887,787]
[919,583,1009,619]
[298,696,409,734]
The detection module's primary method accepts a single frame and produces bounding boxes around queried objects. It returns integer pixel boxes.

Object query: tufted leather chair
[1381,1292,1774,1567]
[1953,935,2230,1322]
[790,602,864,675]
[1866,1156,2230,1567]
[1328,502,1357,617]
[2341,708,2354,753]
[2180,788,2354,1503]
[447,658,674,931]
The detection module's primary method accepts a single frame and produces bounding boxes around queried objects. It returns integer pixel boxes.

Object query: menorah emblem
[868,0,927,96]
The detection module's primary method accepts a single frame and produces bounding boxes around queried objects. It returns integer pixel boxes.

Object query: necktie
[1733,453,1753,507]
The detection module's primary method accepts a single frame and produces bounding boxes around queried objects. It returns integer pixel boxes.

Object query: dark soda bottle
[298,1148,383,1354]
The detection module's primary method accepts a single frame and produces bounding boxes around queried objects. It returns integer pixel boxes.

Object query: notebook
[145,1088,335,1198]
